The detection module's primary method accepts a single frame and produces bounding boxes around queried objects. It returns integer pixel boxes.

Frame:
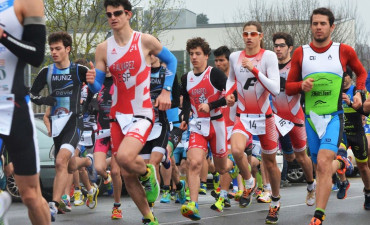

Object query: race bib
[274,114,294,137]
[240,114,266,135]
[309,110,331,139]
[51,112,72,137]
[115,112,134,135]
[96,129,111,140]
[226,126,233,140]
[79,130,93,146]
[147,122,162,141]
[189,117,210,137]
[0,94,15,135]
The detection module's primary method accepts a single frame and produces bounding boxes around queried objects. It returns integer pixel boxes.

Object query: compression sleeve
[250,51,280,96]
[0,17,46,67]
[30,67,55,106]
[208,68,228,110]
[286,47,303,96]
[180,74,191,124]
[157,46,177,89]
[225,52,237,96]
[88,69,106,94]
[171,74,180,108]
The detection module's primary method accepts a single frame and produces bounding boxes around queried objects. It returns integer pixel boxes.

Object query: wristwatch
[164,85,172,92]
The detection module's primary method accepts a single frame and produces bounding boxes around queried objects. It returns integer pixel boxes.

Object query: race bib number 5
[189,117,210,136]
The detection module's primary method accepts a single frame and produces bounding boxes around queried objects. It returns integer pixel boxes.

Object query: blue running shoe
[337,179,350,199]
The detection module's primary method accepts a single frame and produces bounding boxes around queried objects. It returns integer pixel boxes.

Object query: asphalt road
[6,177,370,225]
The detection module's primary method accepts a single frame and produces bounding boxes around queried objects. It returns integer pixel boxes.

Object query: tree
[44,0,184,60]
[197,13,209,25]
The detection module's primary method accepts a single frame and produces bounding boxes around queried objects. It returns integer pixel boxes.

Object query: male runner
[88,1,177,224]
[286,8,367,225]
[225,21,281,224]
[180,37,236,220]
[340,67,370,208]
[31,31,98,221]
[271,32,315,206]
[0,0,50,224]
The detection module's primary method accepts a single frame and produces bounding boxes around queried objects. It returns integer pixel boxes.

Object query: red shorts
[188,118,228,158]
[110,118,153,154]
[232,115,278,154]
[284,124,307,152]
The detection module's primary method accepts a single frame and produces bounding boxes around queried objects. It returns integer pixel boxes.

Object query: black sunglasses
[106,10,126,18]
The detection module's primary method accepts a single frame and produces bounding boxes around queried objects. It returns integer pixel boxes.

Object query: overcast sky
[183,0,370,44]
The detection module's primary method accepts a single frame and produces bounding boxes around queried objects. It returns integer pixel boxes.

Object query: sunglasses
[106,10,127,18]
[274,43,287,48]
[242,31,261,38]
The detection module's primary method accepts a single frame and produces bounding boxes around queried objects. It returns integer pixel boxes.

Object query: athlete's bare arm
[94,41,108,73]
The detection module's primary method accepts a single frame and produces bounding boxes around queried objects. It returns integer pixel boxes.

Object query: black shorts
[53,115,83,157]
[0,97,39,175]
[140,122,169,160]
[168,126,183,150]
[346,133,368,162]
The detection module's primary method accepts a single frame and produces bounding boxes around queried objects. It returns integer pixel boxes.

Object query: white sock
[220,190,228,198]
[307,180,316,191]
[271,197,280,208]
[233,185,238,192]
[88,188,94,194]
[264,183,271,191]
[244,177,254,189]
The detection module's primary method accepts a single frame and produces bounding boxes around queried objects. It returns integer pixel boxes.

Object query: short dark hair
[104,0,132,11]
[213,46,231,61]
[243,21,264,48]
[186,37,211,56]
[48,31,72,49]
[272,32,294,47]
[311,7,335,27]
[344,66,353,79]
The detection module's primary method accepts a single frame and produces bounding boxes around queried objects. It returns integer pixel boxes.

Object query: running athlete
[225,21,281,224]
[0,0,49,224]
[180,37,236,221]
[340,67,370,208]
[271,32,315,206]
[210,45,239,211]
[285,8,367,225]
[93,67,123,219]
[88,1,178,224]
[30,32,98,221]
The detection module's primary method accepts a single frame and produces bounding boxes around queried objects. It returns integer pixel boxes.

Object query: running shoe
[111,206,122,220]
[253,187,263,198]
[336,155,350,175]
[199,183,207,195]
[181,201,200,221]
[59,194,71,212]
[175,193,180,203]
[210,197,224,212]
[86,153,98,183]
[177,180,186,204]
[306,188,316,206]
[74,189,84,206]
[309,217,323,225]
[0,191,11,223]
[86,187,99,209]
[142,217,159,225]
[211,187,221,200]
[337,179,350,199]
[332,183,339,191]
[228,155,240,179]
[213,172,220,190]
[224,197,231,208]
[49,202,58,222]
[364,193,370,210]
[170,190,176,201]
[257,190,271,203]
[234,190,243,202]
[280,180,292,188]
[185,188,190,202]
[104,171,113,196]
[239,180,255,208]
[140,164,160,203]
[228,189,237,199]
[265,203,280,224]
[160,190,171,203]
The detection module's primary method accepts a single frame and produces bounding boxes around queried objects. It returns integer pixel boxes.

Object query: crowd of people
[0,0,369,225]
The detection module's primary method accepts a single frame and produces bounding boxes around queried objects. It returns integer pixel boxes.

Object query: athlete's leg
[261,153,280,198]
[149,151,164,183]
[187,148,206,202]
[53,149,72,202]
[110,155,122,204]
[15,174,50,225]
[94,152,108,179]
[231,133,252,180]
[115,136,147,175]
